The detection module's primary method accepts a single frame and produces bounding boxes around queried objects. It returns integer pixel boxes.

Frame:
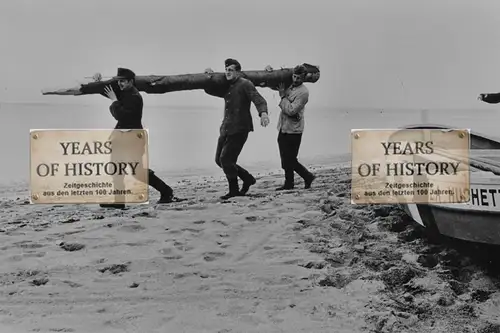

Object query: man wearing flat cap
[101,67,180,208]
[267,64,316,190]
[204,58,270,199]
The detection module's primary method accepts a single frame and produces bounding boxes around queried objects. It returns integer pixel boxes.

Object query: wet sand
[0,166,499,333]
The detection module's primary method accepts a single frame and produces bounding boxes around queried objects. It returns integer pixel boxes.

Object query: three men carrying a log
[204,58,270,199]
[103,62,315,201]
[41,62,319,204]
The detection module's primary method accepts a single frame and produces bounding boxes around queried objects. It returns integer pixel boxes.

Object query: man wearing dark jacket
[204,59,270,199]
[101,67,179,208]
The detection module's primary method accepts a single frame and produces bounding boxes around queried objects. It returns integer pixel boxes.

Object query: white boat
[397,124,500,245]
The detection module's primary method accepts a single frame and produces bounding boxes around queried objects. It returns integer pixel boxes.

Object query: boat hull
[398,124,500,245]
[405,196,500,245]
[430,205,500,244]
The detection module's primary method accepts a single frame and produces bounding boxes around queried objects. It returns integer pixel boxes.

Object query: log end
[302,63,320,83]
[41,87,83,96]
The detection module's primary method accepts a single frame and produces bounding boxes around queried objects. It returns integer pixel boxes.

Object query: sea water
[1,102,499,190]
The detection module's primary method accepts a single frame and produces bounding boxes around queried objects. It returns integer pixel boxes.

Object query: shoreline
[0,154,351,201]
[0,165,499,332]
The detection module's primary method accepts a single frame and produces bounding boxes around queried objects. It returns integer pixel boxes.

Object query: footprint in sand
[180,228,202,234]
[13,241,45,249]
[164,255,183,260]
[7,221,28,228]
[124,240,154,247]
[159,248,183,260]
[172,272,199,279]
[64,230,86,236]
[299,261,327,269]
[217,242,230,249]
[7,255,26,262]
[62,280,83,288]
[60,216,80,224]
[159,247,174,255]
[203,252,226,262]
[173,241,194,252]
[118,224,146,232]
[132,211,157,218]
[31,277,49,286]
[98,263,130,274]
[0,269,44,285]
[172,205,208,211]
[22,252,47,258]
[245,193,267,198]
[212,219,229,226]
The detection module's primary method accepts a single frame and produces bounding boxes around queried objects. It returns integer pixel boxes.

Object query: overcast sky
[1,0,500,110]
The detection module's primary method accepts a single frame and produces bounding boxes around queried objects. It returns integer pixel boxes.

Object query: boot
[304,173,316,189]
[276,169,294,191]
[240,175,256,195]
[157,196,188,204]
[295,162,315,189]
[148,172,175,204]
[237,165,255,195]
[221,178,242,200]
[99,203,125,209]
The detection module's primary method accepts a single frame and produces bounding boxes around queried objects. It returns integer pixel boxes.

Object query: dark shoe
[276,184,294,191]
[240,176,256,195]
[148,171,174,200]
[157,196,173,204]
[99,203,125,209]
[220,177,242,199]
[220,191,243,200]
[276,169,294,191]
[157,196,187,204]
[304,174,316,189]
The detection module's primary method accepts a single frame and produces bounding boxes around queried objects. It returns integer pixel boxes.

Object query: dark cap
[113,67,136,80]
[224,58,241,71]
[293,64,307,76]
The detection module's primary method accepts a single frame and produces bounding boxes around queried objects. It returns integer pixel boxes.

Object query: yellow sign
[30,129,149,204]
[351,128,470,204]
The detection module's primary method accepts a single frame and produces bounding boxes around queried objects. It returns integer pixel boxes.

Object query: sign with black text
[30,129,149,204]
[351,128,470,204]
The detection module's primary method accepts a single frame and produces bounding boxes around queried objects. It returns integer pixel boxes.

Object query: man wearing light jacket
[269,64,316,190]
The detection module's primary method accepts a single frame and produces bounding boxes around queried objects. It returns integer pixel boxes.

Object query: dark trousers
[277,131,311,184]
[215,132,253,181]
[109,130,173,203]
[111,168,173,203]
[147,169,173,197]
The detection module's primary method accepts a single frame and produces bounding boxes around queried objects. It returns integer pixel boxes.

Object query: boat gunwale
[401,123,500,144]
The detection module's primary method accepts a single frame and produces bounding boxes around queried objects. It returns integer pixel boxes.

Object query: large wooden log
[42,63,320,98]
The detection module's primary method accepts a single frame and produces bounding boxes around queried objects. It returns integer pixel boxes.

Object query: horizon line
[0,100,496,111]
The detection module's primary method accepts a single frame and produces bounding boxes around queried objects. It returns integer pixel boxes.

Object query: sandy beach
[0,165,499,333]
